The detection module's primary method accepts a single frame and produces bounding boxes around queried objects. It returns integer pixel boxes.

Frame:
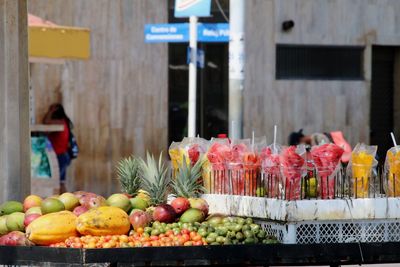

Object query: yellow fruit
[26,211,78,245]
[76,206,130,236]
[137,190,151,204]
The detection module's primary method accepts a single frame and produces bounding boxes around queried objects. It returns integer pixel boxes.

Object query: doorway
[168,43,228,143]
[370,46,396,162]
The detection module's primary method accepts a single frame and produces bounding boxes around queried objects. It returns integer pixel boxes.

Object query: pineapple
[116,156,141,196]
[172,156,205,198]
[138,152,171,206]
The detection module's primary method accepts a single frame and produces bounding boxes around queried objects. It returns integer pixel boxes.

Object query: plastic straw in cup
[252,131,255,151]
[391,132,398,148]
[273,125,277,152]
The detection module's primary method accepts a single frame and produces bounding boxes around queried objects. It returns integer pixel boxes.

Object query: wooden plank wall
[244,0,400,146]
[28,0,168,196]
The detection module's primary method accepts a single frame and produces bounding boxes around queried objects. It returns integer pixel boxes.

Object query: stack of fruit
[0,152,278,248]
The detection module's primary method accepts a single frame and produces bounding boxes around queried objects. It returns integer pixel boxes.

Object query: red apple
[73,206,89,216]
[153,204,176,223]
[24,214,41,227]
[171,197,190,215]
[23,195,42,212]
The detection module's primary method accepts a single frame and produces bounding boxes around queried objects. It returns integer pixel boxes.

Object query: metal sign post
[174,0,211,138]
[188,16,198,137]
[229,0,245,139]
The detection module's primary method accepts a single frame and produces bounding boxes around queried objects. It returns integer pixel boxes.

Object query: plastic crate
[257,219,400,244]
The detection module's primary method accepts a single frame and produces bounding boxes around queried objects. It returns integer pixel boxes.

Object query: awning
[28,14,90,63]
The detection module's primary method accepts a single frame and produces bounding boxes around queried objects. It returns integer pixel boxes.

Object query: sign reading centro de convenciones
[174,0,211,17]
[144,23,229,43]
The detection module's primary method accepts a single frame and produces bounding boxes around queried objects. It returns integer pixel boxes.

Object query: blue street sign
[187,47,205,68]
[144,23,229,43]
[144,23,188,43]
[198,23,229,42]
[174,0,211,17]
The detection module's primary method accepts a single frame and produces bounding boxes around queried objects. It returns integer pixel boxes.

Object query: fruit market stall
[1,136,400,265]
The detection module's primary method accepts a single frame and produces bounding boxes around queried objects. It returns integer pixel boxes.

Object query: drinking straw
[231,121,235,142]
[273,125,277,152]
[391,132,398,147]
[252,130,255,151]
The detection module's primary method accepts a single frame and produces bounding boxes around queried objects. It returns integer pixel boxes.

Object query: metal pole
[188,16,198,137]
[229,0,245,139]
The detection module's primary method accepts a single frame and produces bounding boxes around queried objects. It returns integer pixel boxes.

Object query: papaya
[76,206,130,236]
[26,211,78,245]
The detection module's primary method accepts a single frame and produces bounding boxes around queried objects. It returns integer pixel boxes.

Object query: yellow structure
[28,14,90,61]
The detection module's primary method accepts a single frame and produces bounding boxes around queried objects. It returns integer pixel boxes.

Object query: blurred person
[288,129,351,163]
[43,104,74,193]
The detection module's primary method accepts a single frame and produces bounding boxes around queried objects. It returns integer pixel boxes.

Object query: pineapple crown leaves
[116,156,141,196]
[138,152,171,206]
[172,155,206,198]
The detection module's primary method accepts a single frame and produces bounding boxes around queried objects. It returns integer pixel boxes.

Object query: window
[276,45,364,80]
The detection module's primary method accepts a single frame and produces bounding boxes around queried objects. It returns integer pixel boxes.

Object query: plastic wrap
[347,143,377,198]
[311,144,344,199]
[280,146,306,200]
[206,139,231,194]
[260,145,281,198]
[385,146,400,197]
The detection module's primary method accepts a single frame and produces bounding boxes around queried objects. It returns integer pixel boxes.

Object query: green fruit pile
[202,216,278,245]
[135,216,279,245]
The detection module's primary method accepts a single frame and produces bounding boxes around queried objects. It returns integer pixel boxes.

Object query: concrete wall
[29,0,168,196]
[0,0,30,202]
[244,0,400,146]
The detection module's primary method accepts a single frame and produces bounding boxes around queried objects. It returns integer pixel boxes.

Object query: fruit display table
[1,243,400,266]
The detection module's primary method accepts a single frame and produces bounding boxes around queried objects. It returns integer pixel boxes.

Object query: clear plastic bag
[311,143,344,199]
[280,145,307,200]
[384,146,400,197]
[347,143,378,198]
[260,144,282,198]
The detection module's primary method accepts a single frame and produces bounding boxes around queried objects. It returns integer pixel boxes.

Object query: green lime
[243,230,254,238]
[250,224,260,234]
[144,227,152,234]
[151,229,160,236]
[257,230,266,239]
[242,225,251,231]
[235,232,244,241]
[206,236,216,243]
[245,218,253,225]
[244,237,255,244]
[236,218,245,225]
[216,236,225,243]
[216,226,228,236]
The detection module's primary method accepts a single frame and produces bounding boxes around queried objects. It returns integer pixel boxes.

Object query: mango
[179,208,205,223]
[0,201,23,215]
[26,211,78,245]
[77,206,130,236]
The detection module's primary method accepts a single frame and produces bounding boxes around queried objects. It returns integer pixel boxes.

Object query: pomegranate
[23,214,41,227]
[152,204,176,223]
[188,198,209,216]
[73,206,89,216]
[0,231,34,246]
[171,197,190,215]
[129,210,152,230]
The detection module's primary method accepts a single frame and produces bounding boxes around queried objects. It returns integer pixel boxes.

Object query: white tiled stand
[201,194,400,244]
